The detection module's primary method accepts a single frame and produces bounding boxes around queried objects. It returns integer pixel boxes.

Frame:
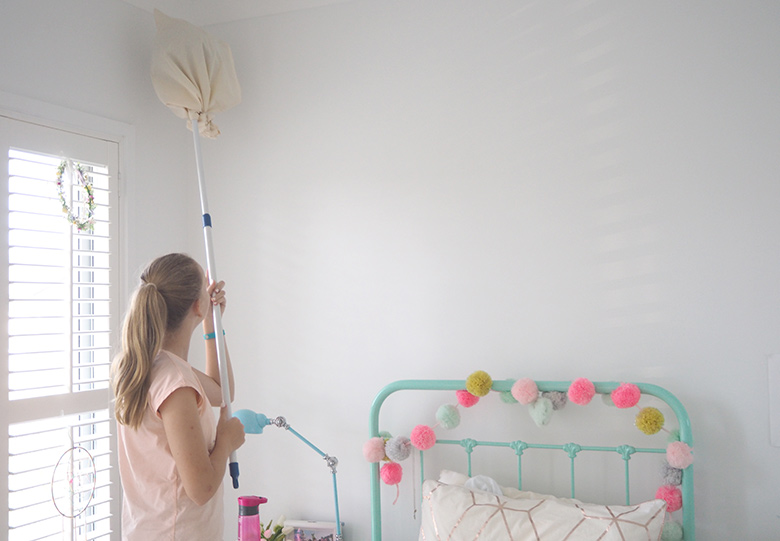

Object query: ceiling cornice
[120,0,354,26]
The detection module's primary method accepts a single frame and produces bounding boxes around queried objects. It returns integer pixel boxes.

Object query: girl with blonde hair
[112,253,245,540]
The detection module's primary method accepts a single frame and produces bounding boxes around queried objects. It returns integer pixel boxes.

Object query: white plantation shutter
[8,410,112,540]
[8,150,111,400]
[1,114,121,540]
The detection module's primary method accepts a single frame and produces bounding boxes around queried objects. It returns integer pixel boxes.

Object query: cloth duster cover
[150,9,241,138]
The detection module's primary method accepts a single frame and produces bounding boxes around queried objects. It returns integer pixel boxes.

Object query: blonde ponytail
[111,253,203,428]
[111,285,166,428]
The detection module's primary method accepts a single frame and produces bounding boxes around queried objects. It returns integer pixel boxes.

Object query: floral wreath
[364,371,693,541]
[56,159,96,232]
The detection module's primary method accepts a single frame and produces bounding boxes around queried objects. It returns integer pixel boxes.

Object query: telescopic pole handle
[192,119,239,489]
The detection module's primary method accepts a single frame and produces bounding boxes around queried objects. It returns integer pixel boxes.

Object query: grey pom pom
[542,391,568,411]
[385,436,412,462]
[662,460,683,486]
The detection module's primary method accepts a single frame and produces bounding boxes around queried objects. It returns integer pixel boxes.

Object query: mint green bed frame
[369,379,694,540]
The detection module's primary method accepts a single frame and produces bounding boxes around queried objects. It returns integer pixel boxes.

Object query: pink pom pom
[666,441,694,469]
[568,378,595,405]
[511,378,539,405]
[656,485,682,512]
[380,462,403,485]
[611,383,641,408]
[456,389,480,408]
[410,424,436,450]
[363,437,386,463]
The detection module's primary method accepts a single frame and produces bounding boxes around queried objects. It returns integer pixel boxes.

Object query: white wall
[3,0,780,539]
[208,1,780,539]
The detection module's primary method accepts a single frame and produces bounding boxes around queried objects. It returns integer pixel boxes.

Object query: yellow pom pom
[466,370,493,397]
[635,407,664,435]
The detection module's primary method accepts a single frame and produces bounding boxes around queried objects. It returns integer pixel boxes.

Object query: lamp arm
[263,415,342,540]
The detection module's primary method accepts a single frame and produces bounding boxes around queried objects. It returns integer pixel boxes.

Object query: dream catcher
[51,440,97,539]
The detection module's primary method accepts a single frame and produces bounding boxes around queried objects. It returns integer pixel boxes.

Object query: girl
[111,253,245,540]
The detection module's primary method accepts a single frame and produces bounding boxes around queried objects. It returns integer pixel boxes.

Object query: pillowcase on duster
[418,479,666,541]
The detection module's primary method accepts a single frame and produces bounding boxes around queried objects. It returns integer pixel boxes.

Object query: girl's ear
[192,297,205,319]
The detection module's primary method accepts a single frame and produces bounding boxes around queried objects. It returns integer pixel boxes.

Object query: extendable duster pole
[192,118,239,489]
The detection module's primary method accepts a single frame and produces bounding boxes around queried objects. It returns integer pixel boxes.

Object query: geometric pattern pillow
[419,480,666,541]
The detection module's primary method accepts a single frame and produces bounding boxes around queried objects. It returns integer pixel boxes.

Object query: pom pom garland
[435,404,461,430]
[410,425,436,450]
[611,383,641,408]
[379,462,403,485]
[456,389,480,408]
[362,437,386,463]
[385,436,412,462]
[666,441,694,469]
[465,370,493,397]
[636,407,665,435]
[568,378,595,405]
[511,378,539,405]
[656,485,683,512]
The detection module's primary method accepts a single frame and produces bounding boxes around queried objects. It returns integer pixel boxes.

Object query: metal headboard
[369,379,694,540]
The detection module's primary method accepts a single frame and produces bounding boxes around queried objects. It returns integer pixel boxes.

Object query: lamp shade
[234,410,270,434]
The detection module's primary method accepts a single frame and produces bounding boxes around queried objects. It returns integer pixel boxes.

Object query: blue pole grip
[230,461,239,489]
[202,213,212,227]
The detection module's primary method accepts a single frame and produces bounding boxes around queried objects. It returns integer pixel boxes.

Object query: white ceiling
[121,0,354,26]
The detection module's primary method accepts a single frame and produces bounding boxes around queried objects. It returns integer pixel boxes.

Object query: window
[1,114,121,540]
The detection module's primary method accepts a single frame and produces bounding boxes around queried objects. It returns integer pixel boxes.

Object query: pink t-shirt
[117,350,223,540]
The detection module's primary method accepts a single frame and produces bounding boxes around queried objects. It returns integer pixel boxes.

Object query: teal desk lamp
[233,410,343,541]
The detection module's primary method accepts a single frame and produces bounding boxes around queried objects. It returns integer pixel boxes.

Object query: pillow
[438,470,571,502]
[438,469,469,485]
[418,480,666,541]
[464,475,503,496]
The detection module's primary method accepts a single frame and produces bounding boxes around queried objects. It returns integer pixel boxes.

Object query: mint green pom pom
[436,404,461,429]
[529,397,554,427]
[667,428,681,442]
[500,391,518,404]
[661,520,684,541]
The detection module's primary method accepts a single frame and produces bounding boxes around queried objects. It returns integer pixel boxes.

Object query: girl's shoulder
[149,350,200,406]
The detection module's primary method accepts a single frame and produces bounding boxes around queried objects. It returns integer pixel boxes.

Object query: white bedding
[419,472,666,541]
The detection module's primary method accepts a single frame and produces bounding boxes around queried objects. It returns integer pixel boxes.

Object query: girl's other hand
[217,406,245,454]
